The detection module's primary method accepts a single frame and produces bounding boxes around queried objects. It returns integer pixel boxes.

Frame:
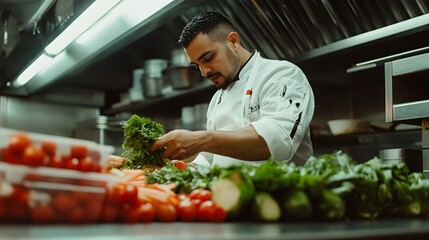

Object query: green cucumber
[251,192,282,221]
[211,170,256,217]
[314,189,345,220]
[282,188,313,220]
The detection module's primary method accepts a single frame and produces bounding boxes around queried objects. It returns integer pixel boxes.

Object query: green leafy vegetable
[146,150,429,221]
[121,114,169,169]
[145,164,221,193]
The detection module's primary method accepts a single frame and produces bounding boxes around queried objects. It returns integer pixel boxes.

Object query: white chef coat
[193,51,314,167]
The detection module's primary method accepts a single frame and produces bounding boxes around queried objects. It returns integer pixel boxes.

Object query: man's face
[185,33,240,89]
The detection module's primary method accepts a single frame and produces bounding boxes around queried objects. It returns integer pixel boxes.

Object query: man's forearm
[202,125,271,161]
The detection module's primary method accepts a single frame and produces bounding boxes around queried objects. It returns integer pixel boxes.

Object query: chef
[150,10,315,167]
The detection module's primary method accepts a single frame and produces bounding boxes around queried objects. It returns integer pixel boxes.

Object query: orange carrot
[138,187,179,206]
[145,183,176,196]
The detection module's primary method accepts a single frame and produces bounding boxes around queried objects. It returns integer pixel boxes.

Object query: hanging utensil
[0,11,10,65]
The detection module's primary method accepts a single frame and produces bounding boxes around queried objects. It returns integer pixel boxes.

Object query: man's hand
[105,155,126,171]
[150,129,206,160]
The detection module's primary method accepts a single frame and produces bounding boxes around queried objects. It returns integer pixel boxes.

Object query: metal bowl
[327,119,371,135]
[170,48,191,67]
[163,66,201,90]
[143,59,167,78]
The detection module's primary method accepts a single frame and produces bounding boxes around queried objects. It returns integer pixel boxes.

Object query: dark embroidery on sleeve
[290,112,302,139]
[281,85,287,97]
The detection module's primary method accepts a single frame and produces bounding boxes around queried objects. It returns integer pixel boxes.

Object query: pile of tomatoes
[0,180,107,223]
[103,183,227,223]
[1,132,103,172]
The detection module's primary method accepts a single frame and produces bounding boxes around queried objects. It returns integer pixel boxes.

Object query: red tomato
[79,156,95,172]
[88,150,101,161]
[121,204,141,223]
[11,185,29,206]
[171,160,187,170]
[68,206,86,223]
[52,193,76,214]
[197,200,227,223]
[70,191,92,205]
[84,200,104,223]
[2,148,21,164]
[70,145,89,159]
[109,183,126,205]
[139,202,155,223]
[155,203,177,222]
[22,146,46,167]
[212,204,227,223]
[31,206,55,223]
[189,189,212,202]
[92,163,102,173]
[10,204,28,221]
[177,193,188,201]
[101,204,119,223]
[123,184,139,206]
[191,198,202,209]
[8,133,31,156]
[41,141,56,156]
[0,202,8,221]
[66,157,80,171]
[177,198,197,222]
[48,155,66,169]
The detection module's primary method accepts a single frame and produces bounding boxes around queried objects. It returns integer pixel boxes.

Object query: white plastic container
[0,127,115,171]
[0,161,119,223]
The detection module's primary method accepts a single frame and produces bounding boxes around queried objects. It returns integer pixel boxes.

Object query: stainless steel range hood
[0,0,202,96]
[179,0,429,61]
[1,0,429,98]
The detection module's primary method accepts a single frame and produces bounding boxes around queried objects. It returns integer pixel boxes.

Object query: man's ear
[227,32,239,47]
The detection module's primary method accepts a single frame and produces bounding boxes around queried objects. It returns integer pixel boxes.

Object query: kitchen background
[0,0,428,164]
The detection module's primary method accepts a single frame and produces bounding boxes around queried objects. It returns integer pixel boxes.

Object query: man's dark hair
[177,11,236,48]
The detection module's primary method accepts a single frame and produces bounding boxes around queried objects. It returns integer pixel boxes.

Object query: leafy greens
[121,114,169,169]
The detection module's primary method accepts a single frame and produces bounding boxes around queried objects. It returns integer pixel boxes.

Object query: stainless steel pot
[142,76,163,98]
[170,48,191,67]
[162,66,201,90]
[143,59,167,78]
[379,148,422,172]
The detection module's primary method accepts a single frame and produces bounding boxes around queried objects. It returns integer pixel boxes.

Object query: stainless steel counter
[2,219,429,240]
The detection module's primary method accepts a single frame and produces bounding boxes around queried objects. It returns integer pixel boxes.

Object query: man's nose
[199,65,211,77]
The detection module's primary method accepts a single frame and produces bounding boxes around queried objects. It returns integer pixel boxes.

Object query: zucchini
[314,189,345,220]
[251,192,281,222]
[211,169,256,217]
[282,188,313,220]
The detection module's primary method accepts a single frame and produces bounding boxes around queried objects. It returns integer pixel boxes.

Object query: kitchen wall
[311,81,386,132]
[0,96,99,137]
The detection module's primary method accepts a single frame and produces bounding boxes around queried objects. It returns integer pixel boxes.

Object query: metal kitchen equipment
[142,59,167,98]
[379,148,422,173]
[385,51,429,177]
[74,116,125,155]
[162,49,202,90]
[169,48,191,67]
[163,66,201,90]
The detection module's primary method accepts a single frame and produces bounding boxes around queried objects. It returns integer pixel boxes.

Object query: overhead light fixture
[44,0,121,55]
[76,0,174,44]
[14,54,53,87]
[12,0,175,88]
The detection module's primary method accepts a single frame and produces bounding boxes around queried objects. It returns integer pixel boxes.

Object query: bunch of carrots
[103,161,227,223]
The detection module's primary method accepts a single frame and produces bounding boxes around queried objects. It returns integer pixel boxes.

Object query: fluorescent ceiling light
[14,54,53,87]
[44,0,121,55]
[76,0,174,44]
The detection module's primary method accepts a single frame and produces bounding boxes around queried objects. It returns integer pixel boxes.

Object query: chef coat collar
[232,50,257,82]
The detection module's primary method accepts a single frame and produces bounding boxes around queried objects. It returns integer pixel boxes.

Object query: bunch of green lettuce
[121,114,169,169]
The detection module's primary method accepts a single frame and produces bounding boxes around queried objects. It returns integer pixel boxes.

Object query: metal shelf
[103,81,215,115]
[291,14,429,64]
[385,51,429,122]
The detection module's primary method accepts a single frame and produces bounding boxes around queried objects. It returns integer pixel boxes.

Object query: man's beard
[219,48,241,90]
